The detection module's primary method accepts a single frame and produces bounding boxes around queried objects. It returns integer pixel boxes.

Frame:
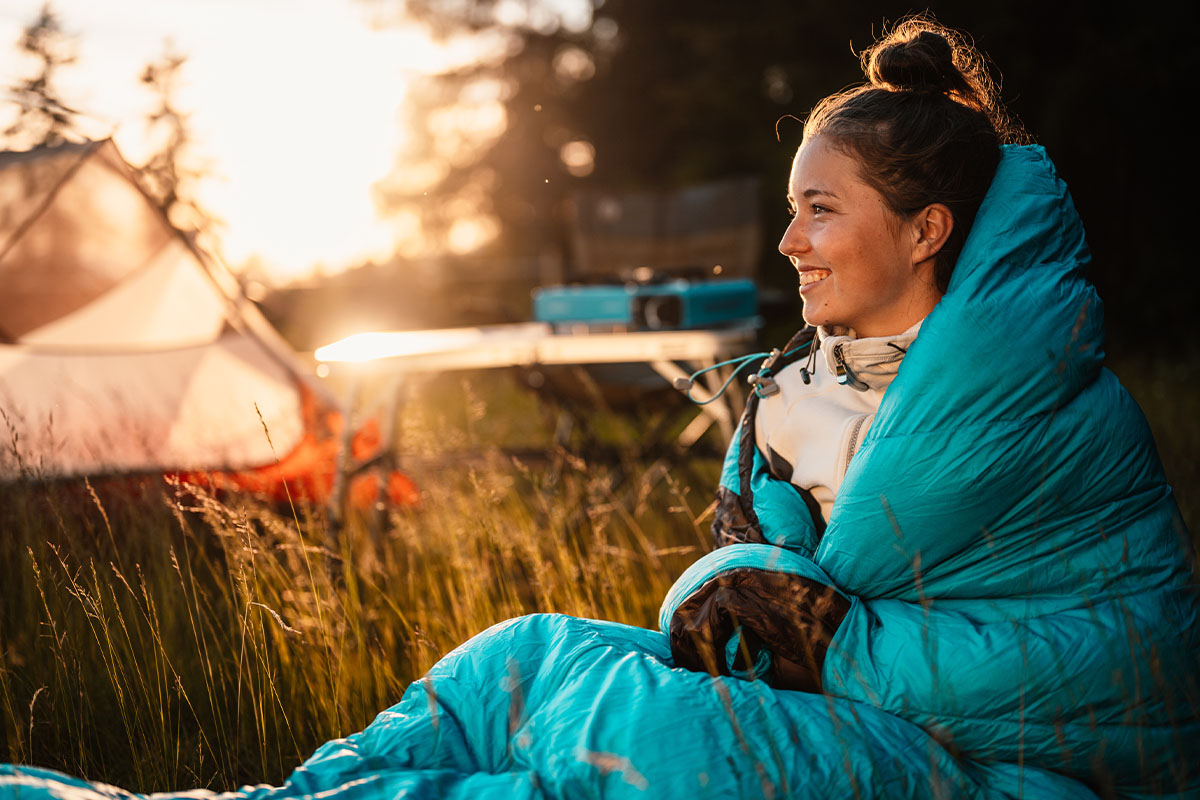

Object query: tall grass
[0,369,721,790]
[1,358,1195,793]
[1107,351,1200,546]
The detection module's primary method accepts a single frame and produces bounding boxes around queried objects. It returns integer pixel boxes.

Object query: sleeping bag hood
[663,144,1200,797]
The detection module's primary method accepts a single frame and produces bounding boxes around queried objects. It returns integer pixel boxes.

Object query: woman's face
[779,137,942,337]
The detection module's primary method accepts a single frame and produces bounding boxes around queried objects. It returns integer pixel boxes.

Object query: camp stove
[532,277,758,332]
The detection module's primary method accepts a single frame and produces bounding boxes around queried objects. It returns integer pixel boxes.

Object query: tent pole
[329,375,360,527]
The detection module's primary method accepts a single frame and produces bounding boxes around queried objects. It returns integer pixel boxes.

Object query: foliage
[138,43,214,235]
[2,3,80,150]
[379,0,1198,344]
[372,0,601,258]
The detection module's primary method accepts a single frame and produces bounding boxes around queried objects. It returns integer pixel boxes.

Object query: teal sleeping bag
[3,146,1197,798]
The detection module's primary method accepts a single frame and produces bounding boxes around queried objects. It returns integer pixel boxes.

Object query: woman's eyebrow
[786,188,839,205]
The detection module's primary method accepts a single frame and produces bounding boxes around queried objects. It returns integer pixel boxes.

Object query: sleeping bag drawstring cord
[672,340,814,405]
[798,333,821,385]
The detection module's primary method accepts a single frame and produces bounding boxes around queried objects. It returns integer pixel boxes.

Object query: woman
[675,19,1019,694]
[4,17,1197,800]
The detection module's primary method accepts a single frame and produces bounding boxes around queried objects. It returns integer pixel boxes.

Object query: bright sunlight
[0,0,504,283]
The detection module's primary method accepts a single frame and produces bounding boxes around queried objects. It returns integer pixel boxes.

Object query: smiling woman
[781,137,948,337]
[778,21,1008,338]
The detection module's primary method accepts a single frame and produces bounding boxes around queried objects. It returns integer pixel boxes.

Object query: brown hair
[803,16,1025,292]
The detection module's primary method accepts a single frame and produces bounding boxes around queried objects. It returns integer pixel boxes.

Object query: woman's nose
[778,219,809,257]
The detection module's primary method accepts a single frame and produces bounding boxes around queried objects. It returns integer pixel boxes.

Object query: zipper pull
[747,373,780,397]
[747,347,784,397]
[833,343,850,385]
[833,343,870,391]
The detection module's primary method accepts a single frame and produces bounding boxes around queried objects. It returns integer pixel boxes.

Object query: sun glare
[314,329,477,363]
[448,216,501,254]
[559,139,595,177]
[428,100,508,169]
[0,0,514,284]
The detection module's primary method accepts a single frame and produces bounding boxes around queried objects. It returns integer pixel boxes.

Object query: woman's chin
[800,305,838,331]
[801,313,830,330]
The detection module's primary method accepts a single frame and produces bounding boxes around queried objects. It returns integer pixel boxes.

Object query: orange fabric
[170,383,417,508]
[348,471,381,508]
[387,470,421,508]
[352,417,383,462]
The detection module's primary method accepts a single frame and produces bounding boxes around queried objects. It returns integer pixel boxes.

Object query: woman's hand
[668,568,849,693]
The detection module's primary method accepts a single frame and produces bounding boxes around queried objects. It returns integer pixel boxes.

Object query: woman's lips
[798,268,831,292]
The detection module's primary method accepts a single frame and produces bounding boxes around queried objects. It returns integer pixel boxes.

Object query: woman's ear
[911,203,954,265]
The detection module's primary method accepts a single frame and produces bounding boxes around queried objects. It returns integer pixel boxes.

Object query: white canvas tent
[0,139,343,494]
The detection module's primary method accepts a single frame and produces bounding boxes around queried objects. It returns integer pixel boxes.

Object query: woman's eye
[811,204,830,215]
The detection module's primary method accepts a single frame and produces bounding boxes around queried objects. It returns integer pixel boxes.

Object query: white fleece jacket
[754,321,920,523]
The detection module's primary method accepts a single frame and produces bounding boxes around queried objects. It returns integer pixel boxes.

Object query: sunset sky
[0,0,539,284]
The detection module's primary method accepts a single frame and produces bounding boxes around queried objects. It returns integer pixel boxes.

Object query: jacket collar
[817,320,923,392]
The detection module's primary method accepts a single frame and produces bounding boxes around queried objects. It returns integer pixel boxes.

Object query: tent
[0,139,415,508]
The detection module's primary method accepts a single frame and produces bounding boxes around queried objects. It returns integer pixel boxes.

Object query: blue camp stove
[532,278,758,331]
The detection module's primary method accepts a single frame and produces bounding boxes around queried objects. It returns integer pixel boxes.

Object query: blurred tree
[372,0,917,272]
[372,0,601,260]
[376,0,1196,344]
[138,42,215,234]
[3,2,80,150]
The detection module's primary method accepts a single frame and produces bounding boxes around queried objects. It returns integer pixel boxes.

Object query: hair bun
[868,29,962,94]
[865,23,988,108]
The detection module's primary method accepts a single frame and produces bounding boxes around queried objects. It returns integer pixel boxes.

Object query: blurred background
[2,0,1194,351]
[1,2,1197,787]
